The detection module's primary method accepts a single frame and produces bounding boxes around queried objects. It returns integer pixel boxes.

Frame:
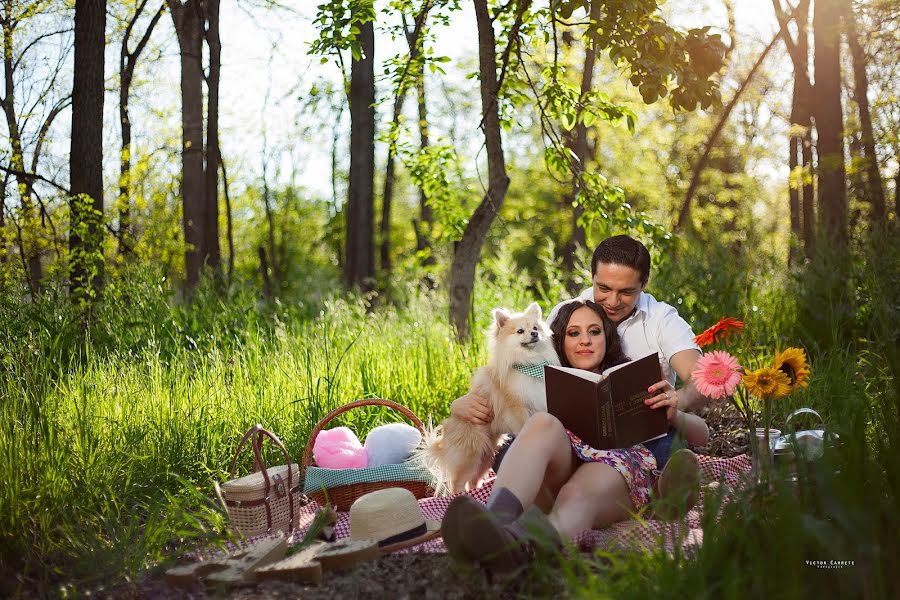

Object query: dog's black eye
[517,328,524,334]
[532,326,538,331]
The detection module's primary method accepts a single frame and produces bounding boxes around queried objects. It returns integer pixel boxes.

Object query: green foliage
[310,0,377,67]
[405,144,469,241]
[67,193,106,305]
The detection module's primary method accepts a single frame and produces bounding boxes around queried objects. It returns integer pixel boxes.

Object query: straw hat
[349,487,440,553]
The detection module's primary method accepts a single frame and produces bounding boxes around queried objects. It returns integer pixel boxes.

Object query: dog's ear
[525,302,542,320]
[492,308,511,328]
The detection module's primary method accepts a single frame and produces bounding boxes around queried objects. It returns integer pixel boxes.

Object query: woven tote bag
[217,424,307,537]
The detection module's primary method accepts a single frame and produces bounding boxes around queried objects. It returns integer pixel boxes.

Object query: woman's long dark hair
[549,298,628,372]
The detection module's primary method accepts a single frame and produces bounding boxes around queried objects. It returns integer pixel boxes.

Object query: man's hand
[669,349,709,413]
[450,393,493,425]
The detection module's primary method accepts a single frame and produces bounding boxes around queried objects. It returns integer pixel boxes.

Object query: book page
[546,364,603,383]
[601,352,658,377]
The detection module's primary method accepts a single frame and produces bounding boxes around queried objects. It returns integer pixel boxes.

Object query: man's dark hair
[590,235,651,286]
[548,298,628,371]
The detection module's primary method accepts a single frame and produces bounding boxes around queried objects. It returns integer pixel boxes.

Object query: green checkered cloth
[513,360,552,379]
[302,460,437,494]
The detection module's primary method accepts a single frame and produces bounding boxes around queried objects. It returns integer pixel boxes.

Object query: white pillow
[363,423,422,467]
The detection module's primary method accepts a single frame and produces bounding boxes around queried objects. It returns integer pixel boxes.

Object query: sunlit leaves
[404,145,467,242]
[309,0,377,68]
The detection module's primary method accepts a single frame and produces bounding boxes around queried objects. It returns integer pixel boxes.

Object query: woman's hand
[450,393,493,425]
[645,380,678,423]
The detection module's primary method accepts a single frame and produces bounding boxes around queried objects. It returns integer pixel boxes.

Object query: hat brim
[379,519,441,554]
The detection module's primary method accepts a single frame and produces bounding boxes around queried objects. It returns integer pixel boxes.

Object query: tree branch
[0,163,69,194]
[674,32,780,231]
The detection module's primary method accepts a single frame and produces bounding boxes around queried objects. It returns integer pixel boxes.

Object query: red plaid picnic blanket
[277,454,751,555]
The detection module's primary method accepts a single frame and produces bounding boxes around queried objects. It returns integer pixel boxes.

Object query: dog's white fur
[420,302,559,493]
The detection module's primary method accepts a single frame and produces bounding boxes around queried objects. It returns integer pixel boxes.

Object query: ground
[103,403,746,599]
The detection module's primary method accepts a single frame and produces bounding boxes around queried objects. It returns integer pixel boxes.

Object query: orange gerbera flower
[694,317,745,348]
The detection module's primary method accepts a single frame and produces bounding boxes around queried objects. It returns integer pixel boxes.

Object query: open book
[544,352,668,450]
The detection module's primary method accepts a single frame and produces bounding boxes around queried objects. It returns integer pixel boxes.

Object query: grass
[0,229,897,598]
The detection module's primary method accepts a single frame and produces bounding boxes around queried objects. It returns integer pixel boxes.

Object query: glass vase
[751,427,781,484]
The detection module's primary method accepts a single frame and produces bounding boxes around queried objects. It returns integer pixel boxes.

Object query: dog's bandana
[513,361,552,379]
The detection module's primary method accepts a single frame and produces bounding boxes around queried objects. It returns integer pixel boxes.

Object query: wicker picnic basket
[301,398,436,511]
[217,424,307,537]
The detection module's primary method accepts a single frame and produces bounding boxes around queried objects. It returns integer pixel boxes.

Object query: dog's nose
[530,331,538,339]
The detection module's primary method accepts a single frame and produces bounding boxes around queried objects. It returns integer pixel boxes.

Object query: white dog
[421,302,559,493]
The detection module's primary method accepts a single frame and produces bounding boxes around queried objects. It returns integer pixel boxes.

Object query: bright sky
[174,1,786,202]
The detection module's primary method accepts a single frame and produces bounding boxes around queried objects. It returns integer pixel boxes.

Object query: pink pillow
[313,426,368,469]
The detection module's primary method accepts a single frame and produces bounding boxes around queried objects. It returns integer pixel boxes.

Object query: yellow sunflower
[773,347,810,392]
[742,367,792,400]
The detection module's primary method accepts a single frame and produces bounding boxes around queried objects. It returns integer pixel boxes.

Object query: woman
[441,298,709,572]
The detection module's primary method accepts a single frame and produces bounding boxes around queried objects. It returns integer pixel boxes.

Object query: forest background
[0,0,897,597]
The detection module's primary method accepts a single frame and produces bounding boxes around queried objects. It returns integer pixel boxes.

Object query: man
[451,234,708,424]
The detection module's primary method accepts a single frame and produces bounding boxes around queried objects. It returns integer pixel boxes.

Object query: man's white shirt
[549,289,700,385]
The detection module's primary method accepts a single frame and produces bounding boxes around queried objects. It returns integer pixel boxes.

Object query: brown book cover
[544,352,668,450]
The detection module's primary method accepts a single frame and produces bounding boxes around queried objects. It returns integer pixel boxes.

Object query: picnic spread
[169,396,832,589]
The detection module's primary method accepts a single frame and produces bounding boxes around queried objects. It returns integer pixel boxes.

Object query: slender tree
[413,65,434,265]
[69,0,106,300]
[560,27,594,280]
[202,0,221,274]
[379,0,431,276]
[448,0,524,340]
[813,0,848,247]
[119,0,165,253]
[345,19,376,290]
[1,0,71,297]
[844,0,886,223]
[168,0,206,290]
[774,0,816,260]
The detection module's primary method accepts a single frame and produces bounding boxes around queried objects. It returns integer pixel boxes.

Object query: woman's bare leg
[489,412,577,509]
[547,462,633,540]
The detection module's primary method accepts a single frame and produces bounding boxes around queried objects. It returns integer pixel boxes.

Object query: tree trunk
[119,1,165,254]
[773,0,816,259]
[844,1,886,223]
[448,0,512,341]
[788,117,801,265]
[262,149,278,292]
[220,156,234,283]
[813,0,848,248]
[258,245,271,298]
[345,19,376,291]
[203,0,222,276]
[0,174,7,264]
[801,122,815,258]
[414,72,434,264]
[69,0,106,300]
[561,29,594,278]
[895,160,899,219]
[169,0,206,291]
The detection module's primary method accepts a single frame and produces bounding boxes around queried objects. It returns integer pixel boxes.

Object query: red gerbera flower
[694,317,745,348]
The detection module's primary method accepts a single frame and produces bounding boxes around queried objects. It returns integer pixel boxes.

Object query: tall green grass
[0,227,896,597]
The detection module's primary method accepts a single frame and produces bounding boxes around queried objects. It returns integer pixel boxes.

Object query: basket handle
[301,398,426,473]
[228,424,295,495]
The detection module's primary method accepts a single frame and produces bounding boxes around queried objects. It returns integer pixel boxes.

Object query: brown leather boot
[459,505,563,574]
[653,449,701,520]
